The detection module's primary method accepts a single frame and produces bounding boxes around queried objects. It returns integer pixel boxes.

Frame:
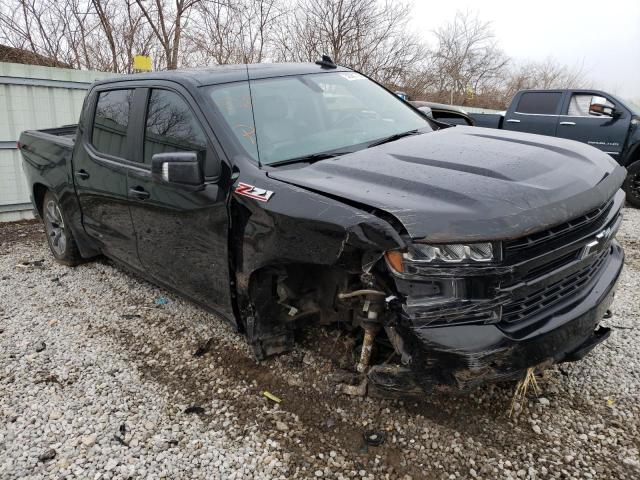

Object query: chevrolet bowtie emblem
[580,227,612,260]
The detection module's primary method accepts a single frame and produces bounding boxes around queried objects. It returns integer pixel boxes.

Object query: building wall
[0,62,116,221]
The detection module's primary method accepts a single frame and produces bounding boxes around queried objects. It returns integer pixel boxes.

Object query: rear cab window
[91,89,135,158]
[516,92,562,115]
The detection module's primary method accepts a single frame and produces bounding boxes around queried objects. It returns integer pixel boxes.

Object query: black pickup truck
[472,89,640,206]
[19,61,626,397]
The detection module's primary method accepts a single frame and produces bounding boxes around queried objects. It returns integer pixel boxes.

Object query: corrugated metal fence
[0,62,115,221]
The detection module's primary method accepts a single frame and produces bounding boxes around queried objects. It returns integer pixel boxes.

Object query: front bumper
[369,242,624,396]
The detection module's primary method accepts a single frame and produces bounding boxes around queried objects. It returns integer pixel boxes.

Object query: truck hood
[267,126,626,241]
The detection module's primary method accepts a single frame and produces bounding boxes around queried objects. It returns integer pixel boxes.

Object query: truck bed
[21,125,77,149]
[19,125,77,182]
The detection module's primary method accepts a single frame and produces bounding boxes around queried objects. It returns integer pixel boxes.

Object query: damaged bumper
[371,241,624,396]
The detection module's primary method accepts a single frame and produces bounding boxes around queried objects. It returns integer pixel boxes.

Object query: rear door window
[143,89,210,173]
[92,89,135,158]
[516,92,562,115]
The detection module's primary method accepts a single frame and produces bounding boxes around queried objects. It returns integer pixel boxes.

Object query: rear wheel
[42,191,82,266]
[624,161,640,208]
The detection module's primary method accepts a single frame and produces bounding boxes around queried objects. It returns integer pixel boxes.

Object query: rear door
[73,87,142,269]
[556,92,630,159]
[126,86,235,321]
[503,91,563,136]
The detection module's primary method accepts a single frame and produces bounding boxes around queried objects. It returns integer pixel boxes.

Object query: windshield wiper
[366,129,421,148]
[267,151,352,167]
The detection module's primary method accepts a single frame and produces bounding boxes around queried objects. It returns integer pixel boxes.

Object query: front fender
[230,176,405,298]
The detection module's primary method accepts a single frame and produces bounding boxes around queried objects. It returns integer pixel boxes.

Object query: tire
[623,160,640,208]
[42,190,82,266]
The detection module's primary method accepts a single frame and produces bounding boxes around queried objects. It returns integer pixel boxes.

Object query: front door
[73,87,142,269]
[557,92,630,160]
[126,87,235,322]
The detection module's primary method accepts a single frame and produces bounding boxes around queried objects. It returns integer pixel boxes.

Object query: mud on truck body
[19,60,626,397]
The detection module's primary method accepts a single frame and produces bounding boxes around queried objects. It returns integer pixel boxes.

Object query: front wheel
[623,161,640,208]
[42,191,82,266]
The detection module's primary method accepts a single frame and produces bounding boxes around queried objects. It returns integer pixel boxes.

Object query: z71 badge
[235,182,274,202]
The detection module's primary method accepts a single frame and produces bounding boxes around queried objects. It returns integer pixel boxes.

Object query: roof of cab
[91,62,352,88]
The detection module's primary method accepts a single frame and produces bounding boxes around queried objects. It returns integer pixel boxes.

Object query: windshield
[207,71,432,165]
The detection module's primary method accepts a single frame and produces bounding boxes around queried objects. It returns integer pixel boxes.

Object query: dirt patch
[0,220,42,248]
[96,312,426,477]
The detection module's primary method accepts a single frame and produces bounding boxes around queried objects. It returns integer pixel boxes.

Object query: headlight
[385,242,496,274]
[406,242,494,263]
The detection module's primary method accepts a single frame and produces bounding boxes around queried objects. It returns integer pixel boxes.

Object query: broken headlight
[385,242,498,274]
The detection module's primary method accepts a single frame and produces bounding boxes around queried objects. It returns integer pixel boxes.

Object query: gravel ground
[1,210,639,480]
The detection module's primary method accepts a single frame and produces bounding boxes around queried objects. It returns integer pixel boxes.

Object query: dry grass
[509,367,541,417]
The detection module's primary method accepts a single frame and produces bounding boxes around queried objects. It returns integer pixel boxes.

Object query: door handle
[129,186,150,200]
[75,169,90,180]
[560,121,576,126]
[506,119,520,123]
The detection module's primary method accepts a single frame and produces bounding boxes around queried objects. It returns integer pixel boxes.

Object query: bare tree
[0,0,156,72]
[0,0,599,108]
[508,58,587,90]
[133,0,202,69]
[427,10,509,105]
[92,0,119,71]
[0,0,73,65]
[90,0,156,72]
[185,0,282,65]
[273,0,425,85]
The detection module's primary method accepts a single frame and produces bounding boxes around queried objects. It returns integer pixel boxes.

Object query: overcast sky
[410,0,640,102]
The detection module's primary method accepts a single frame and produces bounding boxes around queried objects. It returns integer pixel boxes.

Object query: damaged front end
[235,177,625,398]
[362,190,625,397]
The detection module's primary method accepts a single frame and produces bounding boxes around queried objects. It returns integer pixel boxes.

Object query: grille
[503,200,613,259]
[407,299,504,326]
[521,250,579,282]
[501,249,609,325]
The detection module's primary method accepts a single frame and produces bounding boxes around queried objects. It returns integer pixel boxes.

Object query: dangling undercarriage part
[337,289,386,373]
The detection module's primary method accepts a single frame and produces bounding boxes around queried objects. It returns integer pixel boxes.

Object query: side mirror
[151,152,203,186]
[589,96,614,117]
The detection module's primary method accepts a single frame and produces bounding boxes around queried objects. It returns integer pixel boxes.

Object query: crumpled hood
[268,126,626,241]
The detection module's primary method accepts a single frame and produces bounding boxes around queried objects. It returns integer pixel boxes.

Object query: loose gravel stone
[37,449,56,462]
[80,434,96,447]
[1,211,640,479]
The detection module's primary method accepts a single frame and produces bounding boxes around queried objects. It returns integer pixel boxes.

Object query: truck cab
[503,89,636,163]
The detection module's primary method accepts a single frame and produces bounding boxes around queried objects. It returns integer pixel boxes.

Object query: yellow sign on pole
[133,55,152,72]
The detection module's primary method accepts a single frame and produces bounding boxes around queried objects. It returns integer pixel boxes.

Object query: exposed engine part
[357,322,380,373]
[337,289,386,300]
[337,288,388,373]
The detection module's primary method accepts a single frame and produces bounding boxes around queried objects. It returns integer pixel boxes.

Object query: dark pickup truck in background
[19,62,626,397]
[472,89,640,206]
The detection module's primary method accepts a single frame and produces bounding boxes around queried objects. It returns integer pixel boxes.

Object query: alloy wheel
[44,199,67,256]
